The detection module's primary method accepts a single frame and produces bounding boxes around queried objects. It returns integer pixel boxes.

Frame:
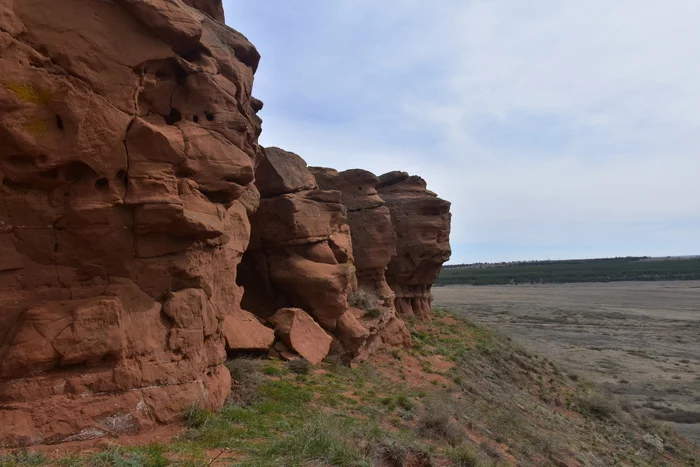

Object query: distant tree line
[436,257,700,286]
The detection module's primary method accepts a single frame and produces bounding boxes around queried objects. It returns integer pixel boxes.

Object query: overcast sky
[224,1,700,264]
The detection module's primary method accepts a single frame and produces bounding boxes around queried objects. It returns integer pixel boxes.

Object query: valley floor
[433,281,700,446]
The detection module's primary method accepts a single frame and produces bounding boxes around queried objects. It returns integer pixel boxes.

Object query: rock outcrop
[0,0,266,446]
[378,172,452,318]
[182,0,225,22]
[239,148,373,360]
[0,0,451,447]
[311,167,412,350]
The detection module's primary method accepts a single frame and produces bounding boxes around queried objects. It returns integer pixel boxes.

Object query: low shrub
[364,308,383,319]
[286,358,312,375]
[418,395,464,446]
[370,439,432,467]
[348,287,380,312]
[0,451,47,467]
[448,446,481,467]
[182,404,211,429]
[254,415,363,466]
[225,357,265,405]
[262,363,286,376]
[573,388,620,420]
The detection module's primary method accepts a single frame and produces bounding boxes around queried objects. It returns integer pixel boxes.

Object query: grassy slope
[2,310,698,466]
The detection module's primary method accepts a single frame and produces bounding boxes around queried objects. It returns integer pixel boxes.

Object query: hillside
[437,257,700,286]
[3,310,697,466]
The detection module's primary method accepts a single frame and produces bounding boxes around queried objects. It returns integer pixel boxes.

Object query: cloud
[225,0,700,262]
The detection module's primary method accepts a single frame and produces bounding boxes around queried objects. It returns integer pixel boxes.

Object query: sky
[224,0,700,264]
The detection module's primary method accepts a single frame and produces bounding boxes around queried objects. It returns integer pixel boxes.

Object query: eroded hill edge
[0,0,451,446]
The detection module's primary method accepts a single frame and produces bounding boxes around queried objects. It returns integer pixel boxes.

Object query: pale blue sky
[224,1,700,263]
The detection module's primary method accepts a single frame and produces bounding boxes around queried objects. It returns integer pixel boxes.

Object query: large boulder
[256,147,317,198]
[270,308,332,364]
[222,312,275,351]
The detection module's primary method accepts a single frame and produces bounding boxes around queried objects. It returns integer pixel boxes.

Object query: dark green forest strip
[437,257,700,286]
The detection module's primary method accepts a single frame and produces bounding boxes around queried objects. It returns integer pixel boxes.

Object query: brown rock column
[311,167,411,351]
[377,172,452,319]
[239,148,374,360]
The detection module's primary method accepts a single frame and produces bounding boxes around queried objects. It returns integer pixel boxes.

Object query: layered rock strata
[310,167,412,350]
[378,172,452,318]
[0,0,267,446]
[239,147,374,361]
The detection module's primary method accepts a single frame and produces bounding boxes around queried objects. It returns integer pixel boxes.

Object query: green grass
[0,452,47,467]
[448,446,481,467]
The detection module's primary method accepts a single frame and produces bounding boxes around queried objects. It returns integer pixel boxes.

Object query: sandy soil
[433,281,700,445]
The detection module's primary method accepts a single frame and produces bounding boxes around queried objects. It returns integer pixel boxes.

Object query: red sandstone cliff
[378,172,452,318]
[0,0,450,447]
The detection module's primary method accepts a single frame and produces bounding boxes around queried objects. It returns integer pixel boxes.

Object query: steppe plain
[433,281,700,445]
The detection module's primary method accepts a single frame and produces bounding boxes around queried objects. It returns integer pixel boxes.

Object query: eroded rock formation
[239,147,373,361]
[0,0,451,447]
[311,167,412,351]
[0,0,266,446]
[378,172,452,318]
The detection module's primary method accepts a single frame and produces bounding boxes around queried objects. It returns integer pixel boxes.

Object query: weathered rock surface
[0,0,451,447]
[182,0,225,22]
[0,0,265,446]
[222,311,275,351]
[239,147,368,359]
[270,308,332,364]
[377,172,452,318]
[311,167,411,350]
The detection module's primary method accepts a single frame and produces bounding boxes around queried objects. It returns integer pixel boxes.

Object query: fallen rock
[270,308,332,364]
[222,312,275,351]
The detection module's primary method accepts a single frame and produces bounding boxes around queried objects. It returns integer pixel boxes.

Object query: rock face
[0,0,451,447]
[182,0,225,22]
[0,0,266,446]
[311,167,411,350]
[378,172,452,318]
[239,147,372,359]
[270,308,332,364]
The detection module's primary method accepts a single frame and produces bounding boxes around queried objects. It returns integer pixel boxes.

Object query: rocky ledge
[0,0,450,446]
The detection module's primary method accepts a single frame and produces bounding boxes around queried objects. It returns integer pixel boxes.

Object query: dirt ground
[433,281,700,445]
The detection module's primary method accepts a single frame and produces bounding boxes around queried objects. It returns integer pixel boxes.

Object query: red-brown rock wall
[310,167,411,351]
[377,172,452,319]
[0,0,452,447]
[0,0,266,446]
[239,148,370,361]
